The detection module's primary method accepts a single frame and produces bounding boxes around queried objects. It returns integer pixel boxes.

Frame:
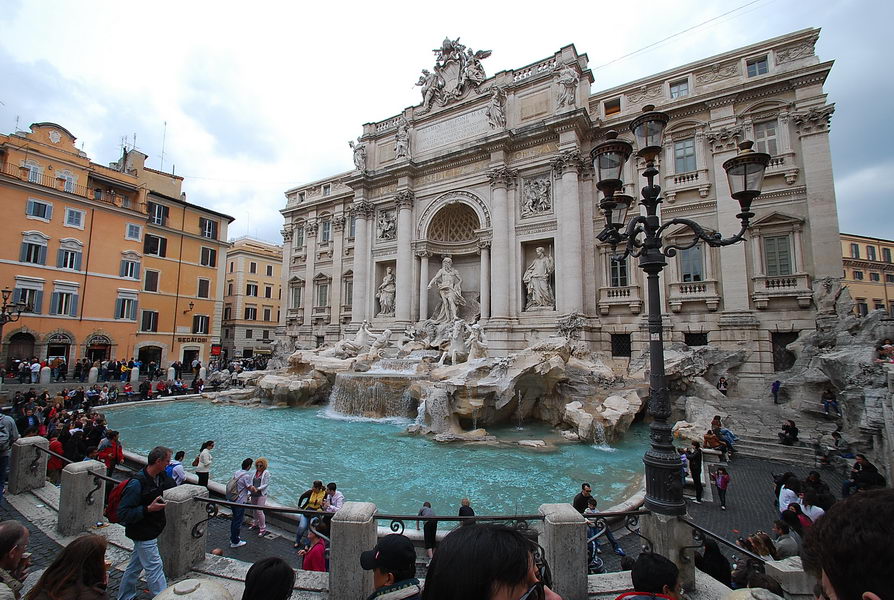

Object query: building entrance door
[138,346,163,373]
[182,349,200,372]
[7,333,35,363]
[46,344,70,363]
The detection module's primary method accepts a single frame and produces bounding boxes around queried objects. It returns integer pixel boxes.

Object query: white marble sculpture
[377,267,396,316]
[427,256,466,323]
[486,86,506,130]
[364,329,393,361]
[349,138,367,171]
[521,176,551,216]
[416,69,443,114]
[395,118,410,159]
[445,318,470,365]
[320,320,373,358]
[523,247,555,311]
[416,38,491,113]
[377,209,396,240]
[556,65,579,109]
[466,323,488,360]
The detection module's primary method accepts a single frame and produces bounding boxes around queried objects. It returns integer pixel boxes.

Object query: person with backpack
[112,445,174,600]
[0,411,21,504]
[166,450,187,485]
[96,431,124,477]
[228,458,254,549]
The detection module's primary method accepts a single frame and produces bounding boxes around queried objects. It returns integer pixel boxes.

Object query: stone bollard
[198,367,206,381]
[539,503,587,600]
[58,460,106,536]
[152,579,234,600]
[641,513,695,591]
[331,502,377,600]
[88,366,99,384]
[8,436,48,494]
[39,366,51,385]
[764,557,816,597]
[158,484,209,579]
[167,366,176,381]
[130,366,140,383]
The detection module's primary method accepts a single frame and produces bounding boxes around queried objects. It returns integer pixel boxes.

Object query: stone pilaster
[487,166,517,320]
[417,251,430,321]
[279,227,293,330]
[351,200,374,323]
[478,241,491,320]
[395,191,415,323]
[330,215,347,323]
[303,219,319,324]
[551,150,585,314]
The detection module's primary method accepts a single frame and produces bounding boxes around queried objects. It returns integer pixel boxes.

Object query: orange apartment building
[0,123,234,370]
[841,233,894,317]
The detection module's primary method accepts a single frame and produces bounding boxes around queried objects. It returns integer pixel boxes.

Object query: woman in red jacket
[96,430,124,476]
[46,434,65,484]
[299,522,328,572]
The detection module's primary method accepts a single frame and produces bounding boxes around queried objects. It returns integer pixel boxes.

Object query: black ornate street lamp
[591,105,770,516]
[0,287,30,391]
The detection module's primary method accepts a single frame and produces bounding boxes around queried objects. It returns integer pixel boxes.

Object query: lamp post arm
[607,215,649,262]
[657,217,750,256]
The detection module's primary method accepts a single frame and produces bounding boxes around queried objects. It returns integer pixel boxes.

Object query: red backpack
[105,474,143,523]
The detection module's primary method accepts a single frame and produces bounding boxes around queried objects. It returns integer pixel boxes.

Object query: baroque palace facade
[279,28,840,391]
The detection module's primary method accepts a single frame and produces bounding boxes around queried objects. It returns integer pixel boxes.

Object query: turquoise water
[106,400,648,516]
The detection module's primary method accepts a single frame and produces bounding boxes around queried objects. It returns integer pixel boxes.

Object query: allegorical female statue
[427,256,465,322]
[377,267,396,316]
[523,247,555,311]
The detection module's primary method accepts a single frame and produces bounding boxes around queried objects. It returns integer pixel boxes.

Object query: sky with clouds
[0,0,888,243]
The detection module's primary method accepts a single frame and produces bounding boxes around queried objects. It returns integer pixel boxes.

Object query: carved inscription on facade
[417,160,489,186]
[415,108,489,153]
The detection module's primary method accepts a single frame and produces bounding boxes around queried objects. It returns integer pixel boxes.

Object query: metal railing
[31,444,124,505]
[680,517,767,573]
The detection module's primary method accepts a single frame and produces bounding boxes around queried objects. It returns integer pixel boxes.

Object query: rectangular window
[197,278,210,298]
[266,264,273,277]
[14,288,43,314]
[50,291,78,316]
[200,247,217,267]
[57,249,82,271]
[229,261,234,273]
[298,191,306,202]
[679,245,703,282]
[199,217,218,239]
[344,279,353,306]
[93,188,103,201]
[875,301,885,311]
[320,221,332,243]
[886,274,894,283]
[753,120,778,156]
[604,98,621,116]
[295,228,305,249]
[144,234,167,257]
[246,283,258,297]
[140,310,158,332]
[883,248,892,263]
[291,286,303,309]
[684,333,709,347]
[322,184,331,196]
[125,223,142,241]
[669,79,689,99]
[856,300,868,317]
[853,270,864,280]
[747,56,769,77]
[263,307,271,321]
[144,270,160,292]
[850,243,860,258]
[120,259,140,279]
[870,272,880,282]
[27,165,41,183]
[26,199,52,220]
[610,258,628,287]
[262,329,270,340]
[20,242,46,265]
[64,208,85,228]
[147,202,168,226]
[316,283,329,307]
[349,216,356,239]
[674,138,697,173]
[192,315,209,334]
[867,246,877,261]
[610,334,632,357]
[115,297,137,320]
[264,285,272,298]
[244,306,257,320]
[227,282,233,296]
[764,235,793,276]
[250,262,257,274]
[223,306,232,320]
[246,329,253,339]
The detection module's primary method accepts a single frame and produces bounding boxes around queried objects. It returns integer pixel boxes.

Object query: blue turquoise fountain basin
[106,400,648,517]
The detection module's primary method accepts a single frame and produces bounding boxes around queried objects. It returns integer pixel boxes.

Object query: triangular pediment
[750,211,803,227]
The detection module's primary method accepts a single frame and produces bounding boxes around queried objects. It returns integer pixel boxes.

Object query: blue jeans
[295,513,321,545]
[0,454,9,502]
[118,538,166,600]
[231,506,246,544]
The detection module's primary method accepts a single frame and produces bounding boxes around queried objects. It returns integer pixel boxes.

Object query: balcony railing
[751,273,812,309]
[668,280,721,312]
[1,162,146,214]
[598,285,643,315]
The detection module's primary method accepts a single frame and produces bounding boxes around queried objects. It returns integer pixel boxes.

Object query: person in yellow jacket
[294,480,326,549]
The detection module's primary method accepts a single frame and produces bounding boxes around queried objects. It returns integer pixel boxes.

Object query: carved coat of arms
[416,37,491,114]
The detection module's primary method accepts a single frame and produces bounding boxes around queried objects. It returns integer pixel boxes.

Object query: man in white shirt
[323,482,344,513]
[29,361,40,384]
[166,451,187,485]
[229,458,254,548]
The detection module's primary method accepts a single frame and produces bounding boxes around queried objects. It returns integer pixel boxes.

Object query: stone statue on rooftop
[395,118,410,159]
[349,138,367,171]
[556,65,579,109]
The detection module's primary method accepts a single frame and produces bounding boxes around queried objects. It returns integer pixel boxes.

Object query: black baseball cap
[359,534,416,572]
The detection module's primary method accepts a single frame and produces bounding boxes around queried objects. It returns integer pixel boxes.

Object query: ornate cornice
[394,190,415,210]
[487,166,519,188]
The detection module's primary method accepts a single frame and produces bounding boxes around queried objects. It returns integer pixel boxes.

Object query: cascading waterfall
[330,373,419,418]
[592,421,607,446]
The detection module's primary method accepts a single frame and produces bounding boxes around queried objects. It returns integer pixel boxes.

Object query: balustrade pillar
[395,191,414,323]
[330,502,378,600]
[539,503,587,600]
[487,167,516,320]
[158,484,209,579]
[8,436,48,494]
[58,460,106,536]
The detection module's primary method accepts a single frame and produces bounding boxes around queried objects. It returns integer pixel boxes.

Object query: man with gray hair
[0,520,30,599]
[116,445,174,600]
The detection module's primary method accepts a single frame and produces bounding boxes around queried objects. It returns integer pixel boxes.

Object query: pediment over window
[750,211,804,228]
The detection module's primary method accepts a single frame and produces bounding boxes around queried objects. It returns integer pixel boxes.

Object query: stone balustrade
[598,285,643,315]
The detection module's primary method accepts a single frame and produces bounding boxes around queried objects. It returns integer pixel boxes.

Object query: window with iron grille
[610,334,632,357]
[684,333,709,347]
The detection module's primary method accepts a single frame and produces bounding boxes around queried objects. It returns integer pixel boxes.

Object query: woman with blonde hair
[26,534,108,599]
[249,457,271,536]
[750,532,777,561]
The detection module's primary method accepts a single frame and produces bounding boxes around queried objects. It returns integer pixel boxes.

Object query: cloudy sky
[0,0,887,243]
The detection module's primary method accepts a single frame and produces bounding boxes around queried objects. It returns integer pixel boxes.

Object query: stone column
[279,227,293,330]
[352,201,373,323]
[303,220,319,325]
[167,366,176,381]
[777,110,793,154]
[539,503,587,600]
[641,513,696,591]
[479,242,491,321]
[330,501,378,600]
[487,167,517,320]
[751,229,764,276]
[158,484,209,579]
[330,215,347,323]
[418,251,430,321]
[395,191,415,323]
[552,150,585,314]
[58,460,106,535]
[8,436,48,494]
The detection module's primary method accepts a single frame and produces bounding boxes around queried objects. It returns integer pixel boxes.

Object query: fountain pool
[106,400,648,516]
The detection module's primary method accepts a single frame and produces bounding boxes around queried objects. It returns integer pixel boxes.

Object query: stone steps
[734,436,817,464]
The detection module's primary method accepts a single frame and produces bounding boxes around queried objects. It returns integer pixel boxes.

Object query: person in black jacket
[694,538,732,587]
[116,446,175,600]
[686,441,704,503]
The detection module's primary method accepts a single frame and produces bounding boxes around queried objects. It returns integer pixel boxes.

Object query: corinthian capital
[351,200,375,219]
[281,228,293,242]
[487,166,518,188]
[550,149,583,177]
[395,190,415,210]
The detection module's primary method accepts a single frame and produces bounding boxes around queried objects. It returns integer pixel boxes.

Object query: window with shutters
[249,262,257,274]
[144,270,160,292]
[199,217,218,239]
[192,314,209,334]
[120,259,140,280]
[223,305,232,320]
[870,272,880,282]
[26,199,53,221]
[20,242,46,265]
[144,234,167,257]
[853,270,864,280]
[58,249,81,270]
[320,220,332,243]
[125,223,142,241]
[148,202,168,226]
[57,170,76,192]
[140,310,159,332]
[13,287,43,314]
[64,208,85,229]
[850,243,860,258]
[246,283,258,297]
[266,265,273,277]
[197,278,210,299]
[25,161,41,183]
[50,290,78,316]
[764,235,793,276]
[115,297,138,320]
[867,246,877,261]
[244,306,257,320]
[884,248,892,263]
[200,247,216,267]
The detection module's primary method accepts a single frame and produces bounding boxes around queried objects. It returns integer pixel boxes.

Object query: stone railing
[668,280,721,312]
[751,273,812,309]
[598,285,643,315]
[513,57,557,82]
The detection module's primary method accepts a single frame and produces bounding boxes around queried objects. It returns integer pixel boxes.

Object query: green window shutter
[115,298,123,319]
[119,260,127,277]
[57,249,65,268]
[19,243,28,262]
[74,252,82,271]
[32,290,43,314]
[129,300,138,321]
[50,292,60,315]
[69,294,78,317]
[37,245,47,265]
[159,237,167,257]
